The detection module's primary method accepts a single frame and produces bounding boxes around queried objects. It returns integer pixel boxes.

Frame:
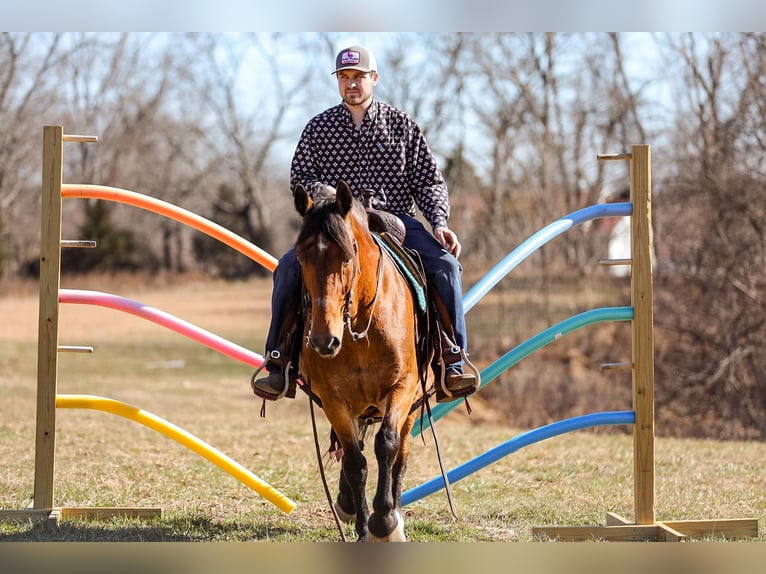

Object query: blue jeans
[264,214,468,367]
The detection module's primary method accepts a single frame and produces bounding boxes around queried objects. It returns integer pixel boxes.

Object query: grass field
[0,276,764,542]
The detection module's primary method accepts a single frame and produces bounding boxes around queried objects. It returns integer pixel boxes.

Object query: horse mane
[296,187,367,261]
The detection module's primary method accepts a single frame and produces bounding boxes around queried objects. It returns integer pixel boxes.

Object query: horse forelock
[297,194,365,260]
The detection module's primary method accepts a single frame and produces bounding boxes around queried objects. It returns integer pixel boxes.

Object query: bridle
[303,235,385,344]
[344,238,385,341]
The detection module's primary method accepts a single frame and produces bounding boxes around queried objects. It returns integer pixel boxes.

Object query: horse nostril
[309,334,342,357]
[328,336,341,354]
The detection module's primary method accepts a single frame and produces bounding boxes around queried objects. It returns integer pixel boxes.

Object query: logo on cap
[340,50,361,66]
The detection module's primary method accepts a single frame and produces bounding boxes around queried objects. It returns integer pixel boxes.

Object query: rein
[306,378,348,542]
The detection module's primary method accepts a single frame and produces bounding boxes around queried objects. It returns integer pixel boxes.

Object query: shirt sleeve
[290,121,328,198]
[407,121,450,230]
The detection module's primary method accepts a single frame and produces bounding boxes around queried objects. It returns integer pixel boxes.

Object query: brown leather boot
[445,370,477,392]
[433,328,480,402]
[250,351,297,401]
[434,365,478,403]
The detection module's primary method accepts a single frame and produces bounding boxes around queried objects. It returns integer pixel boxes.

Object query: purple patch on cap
[340,50,361,65]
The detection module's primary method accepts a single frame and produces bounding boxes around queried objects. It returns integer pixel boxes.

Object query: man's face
[336,70,378,107]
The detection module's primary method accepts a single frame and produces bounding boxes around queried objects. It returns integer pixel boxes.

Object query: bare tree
[55,33,200,273]
[654,33,766,439]
[173,33,322,274]
[462,33,650,270]
[376,33,467,147]
[0,33,67,275]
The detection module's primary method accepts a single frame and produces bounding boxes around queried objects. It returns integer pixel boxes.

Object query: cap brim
[332,66,374,75]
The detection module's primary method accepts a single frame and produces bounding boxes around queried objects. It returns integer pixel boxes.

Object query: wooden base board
[0,507,162,526]
[533,512,759,542]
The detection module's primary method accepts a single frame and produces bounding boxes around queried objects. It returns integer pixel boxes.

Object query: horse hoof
[334,501,355,524]
[367,510,406,542]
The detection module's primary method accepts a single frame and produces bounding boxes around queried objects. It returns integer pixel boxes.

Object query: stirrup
[434,348,481,403]
[250,350,297,400]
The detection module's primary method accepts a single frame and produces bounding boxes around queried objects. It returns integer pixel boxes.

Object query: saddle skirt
[372,232,428,316]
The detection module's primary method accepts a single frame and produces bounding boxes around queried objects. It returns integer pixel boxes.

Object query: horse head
[294,181,366,358]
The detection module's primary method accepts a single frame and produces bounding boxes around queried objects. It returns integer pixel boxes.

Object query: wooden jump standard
[532,146,758,541]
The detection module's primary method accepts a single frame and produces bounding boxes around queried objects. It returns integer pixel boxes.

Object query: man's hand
[434,226,462,259]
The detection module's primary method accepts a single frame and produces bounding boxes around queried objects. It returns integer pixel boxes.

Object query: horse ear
[336,180,353,216]
[294,185,312,216]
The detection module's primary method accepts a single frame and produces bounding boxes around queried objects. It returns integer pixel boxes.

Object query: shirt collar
[339,98,378,126]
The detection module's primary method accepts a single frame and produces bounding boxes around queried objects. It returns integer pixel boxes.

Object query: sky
[4,3,761,192]
[4,0,766,32]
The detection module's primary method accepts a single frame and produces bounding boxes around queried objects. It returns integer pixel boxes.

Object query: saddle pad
[372,232,428,316]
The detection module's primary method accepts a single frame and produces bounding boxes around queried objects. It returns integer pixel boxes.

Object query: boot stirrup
[251,350,297,400]
[434,349,481,402]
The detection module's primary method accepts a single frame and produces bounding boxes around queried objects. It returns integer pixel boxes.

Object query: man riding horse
[252,45,479,404]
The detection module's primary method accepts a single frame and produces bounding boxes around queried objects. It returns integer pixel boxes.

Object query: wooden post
[533,145,756,541]
[629,144,655,525]
[34,126,64,511]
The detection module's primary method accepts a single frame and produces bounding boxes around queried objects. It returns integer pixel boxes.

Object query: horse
[293,180,429,542]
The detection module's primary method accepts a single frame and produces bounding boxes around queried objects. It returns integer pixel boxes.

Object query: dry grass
[0,276,763,542]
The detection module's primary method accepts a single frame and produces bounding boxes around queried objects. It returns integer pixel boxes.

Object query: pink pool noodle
[59,289,264,369]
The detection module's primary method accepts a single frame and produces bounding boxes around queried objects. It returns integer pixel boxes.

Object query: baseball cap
[333,46,377,75]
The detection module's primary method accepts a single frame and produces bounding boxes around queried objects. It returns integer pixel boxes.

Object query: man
[252,45,477,403]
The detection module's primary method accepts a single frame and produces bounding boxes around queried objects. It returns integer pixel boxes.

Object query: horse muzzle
[307,331,342,357]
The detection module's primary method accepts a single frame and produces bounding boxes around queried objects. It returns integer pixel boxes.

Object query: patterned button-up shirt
[290,99,450,230]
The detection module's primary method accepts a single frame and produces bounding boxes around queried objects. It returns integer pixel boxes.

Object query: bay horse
[293,180,429,542]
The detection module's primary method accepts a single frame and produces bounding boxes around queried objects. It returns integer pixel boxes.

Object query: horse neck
[349,218,383,310]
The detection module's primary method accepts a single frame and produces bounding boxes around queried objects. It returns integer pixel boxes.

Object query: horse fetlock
[367,510,406,542]
[334,500,355,524]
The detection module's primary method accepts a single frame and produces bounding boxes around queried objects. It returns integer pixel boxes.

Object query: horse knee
[342,447,367,479]
[374,427,399,463]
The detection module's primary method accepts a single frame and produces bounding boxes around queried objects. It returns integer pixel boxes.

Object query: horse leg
[322,409,369,540]
[391,413,416,514]
[367,411,408,542]
[340,443,369,541]
[335,471,355,523]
